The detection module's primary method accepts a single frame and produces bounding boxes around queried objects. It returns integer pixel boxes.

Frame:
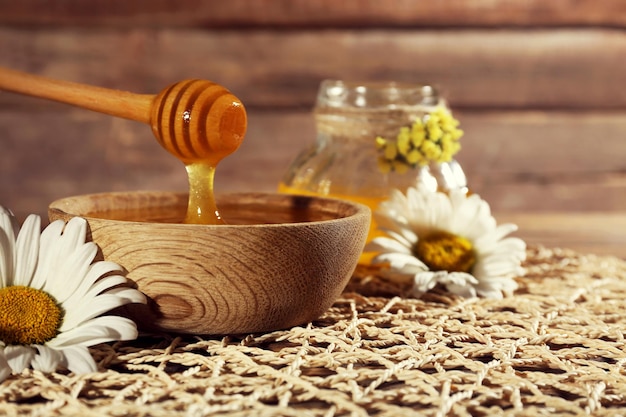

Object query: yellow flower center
[414,231,476,273]
[0,286,63,345]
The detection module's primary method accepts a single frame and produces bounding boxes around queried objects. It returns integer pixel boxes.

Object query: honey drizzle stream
[185,162,223,224]
[149,80,247,225]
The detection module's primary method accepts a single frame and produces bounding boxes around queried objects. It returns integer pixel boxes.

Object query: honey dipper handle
[0,66,153,123]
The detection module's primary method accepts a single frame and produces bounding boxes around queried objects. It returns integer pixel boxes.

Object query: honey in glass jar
[279,80,468,263]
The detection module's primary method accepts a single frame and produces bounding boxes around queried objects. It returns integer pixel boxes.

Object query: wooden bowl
[48,191,370,335]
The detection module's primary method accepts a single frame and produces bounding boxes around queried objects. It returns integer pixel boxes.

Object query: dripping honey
[149,81,247,226]
[184,162,222,224]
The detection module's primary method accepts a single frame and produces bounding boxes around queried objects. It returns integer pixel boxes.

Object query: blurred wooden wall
[1,0,625,222]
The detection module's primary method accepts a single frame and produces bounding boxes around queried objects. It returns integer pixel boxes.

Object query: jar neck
[314,80,446,141]
[316,80,441,109]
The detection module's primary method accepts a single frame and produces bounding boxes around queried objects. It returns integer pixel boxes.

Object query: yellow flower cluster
[375,108,463,174]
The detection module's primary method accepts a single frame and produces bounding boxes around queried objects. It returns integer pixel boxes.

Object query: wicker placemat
[1,246,625,416]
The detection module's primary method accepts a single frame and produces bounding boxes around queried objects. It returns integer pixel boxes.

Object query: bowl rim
[48,190,372,229]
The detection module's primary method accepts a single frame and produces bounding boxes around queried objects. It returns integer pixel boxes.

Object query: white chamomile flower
[0,206,146,381]
[365,186,526,299]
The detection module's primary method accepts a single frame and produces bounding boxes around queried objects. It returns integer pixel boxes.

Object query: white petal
[0,229,12,288]
[373,222,417,249]
[60,262,124,310]
[63,275,129,313]
[37,218,90,292]
[45,242,98,303]
[440,271,479,286]
[88,260,124,277]
[0,211,16,287]
[450,194,494,239]
[30,220,66,290]
[0,350,11,382]
[474,247,526,280]
[13,214,41,287]
[4,345,35,373]
[0,206,19,236]
[63,277,145,324]
[59,217,89,254]
[62,345,97,374]
[61,290,142,331]
[374,252,428,274]
[474,223,519,251]
[49,316,139,348]
[411,271,442,294]
[491,223,519,242]
[476,285,507,299]
[446,282,478,298]
[438,272,479,298]
[416,190,451,230]
[366,236,413,255]
[31,345,65,373]
[106,286,146,305]
[497,237,527,256]
[395,227,419,247]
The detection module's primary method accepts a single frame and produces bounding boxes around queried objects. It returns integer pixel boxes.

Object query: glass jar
[279,80,468,261]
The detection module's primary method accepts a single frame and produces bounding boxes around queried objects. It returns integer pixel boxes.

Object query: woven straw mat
[0,246,625,416]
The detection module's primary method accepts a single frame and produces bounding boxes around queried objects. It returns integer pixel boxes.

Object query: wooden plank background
[1,1,625,250]
[1,0,625,28]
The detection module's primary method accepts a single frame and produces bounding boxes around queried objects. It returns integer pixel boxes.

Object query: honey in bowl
[82,194,346,225]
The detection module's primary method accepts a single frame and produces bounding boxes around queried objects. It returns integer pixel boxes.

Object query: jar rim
[317,80,441,110]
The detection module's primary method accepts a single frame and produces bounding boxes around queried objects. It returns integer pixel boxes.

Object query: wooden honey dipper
[0,66,248,224]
